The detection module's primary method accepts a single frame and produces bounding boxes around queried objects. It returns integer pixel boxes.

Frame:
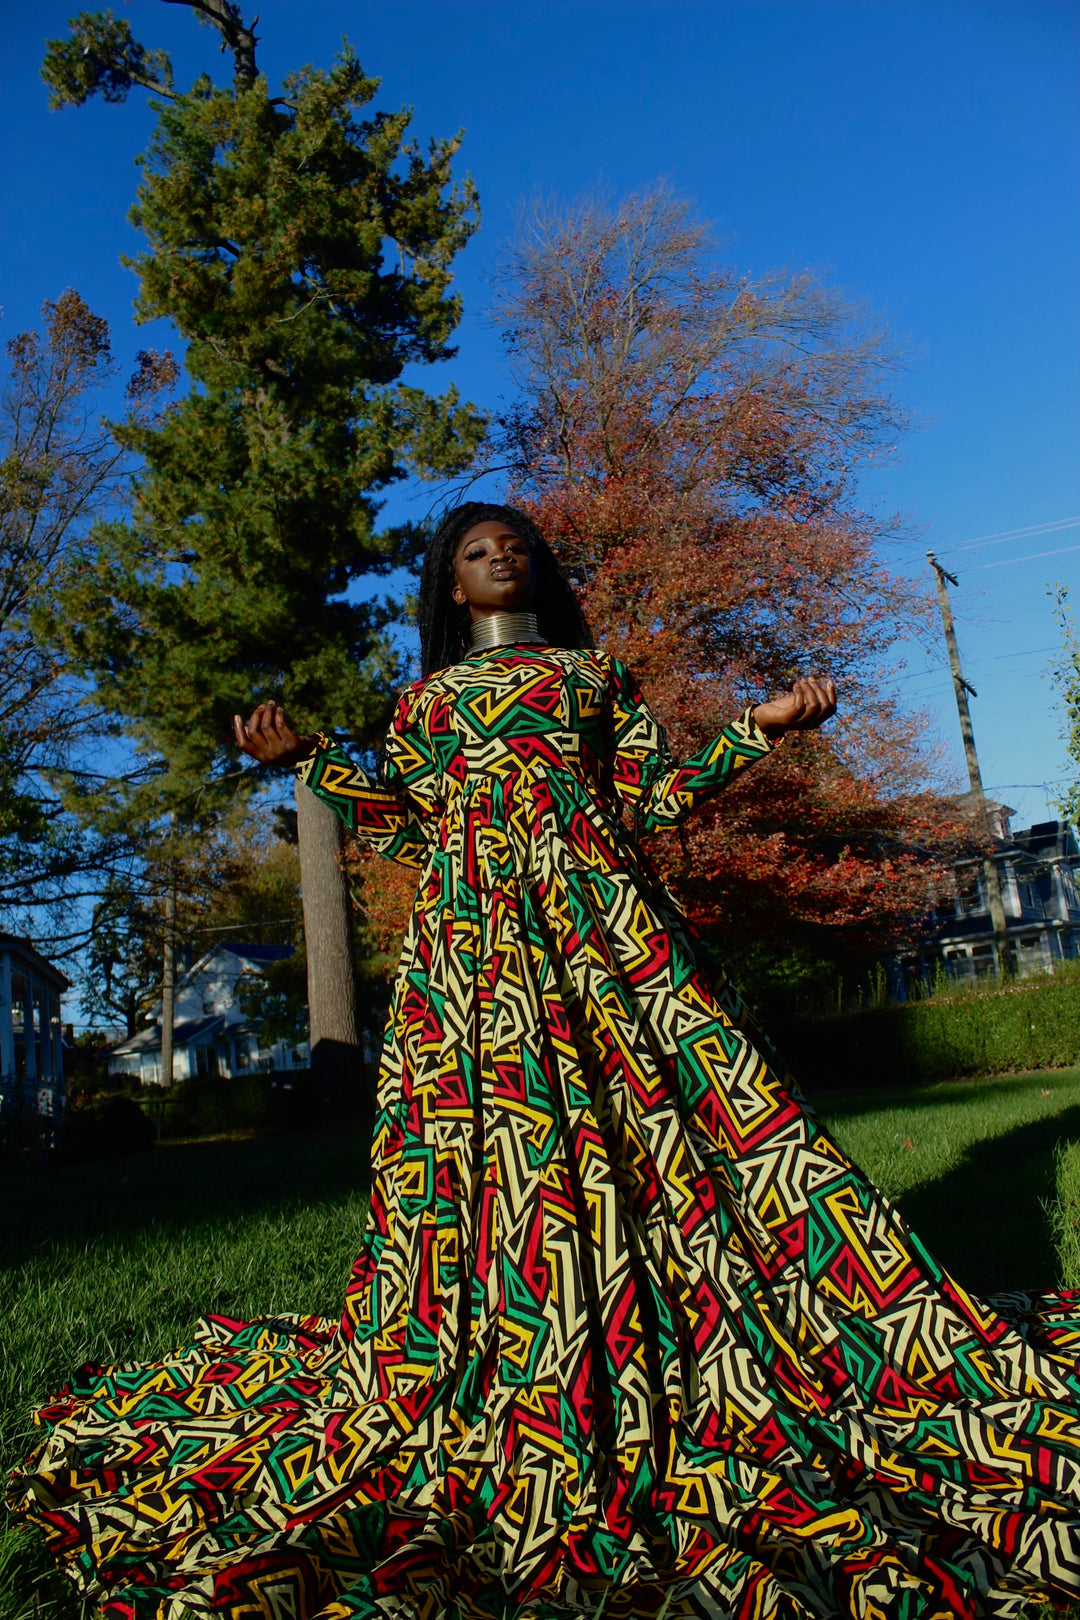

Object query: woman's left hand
[753,677,836,738]
[234,702,315,767]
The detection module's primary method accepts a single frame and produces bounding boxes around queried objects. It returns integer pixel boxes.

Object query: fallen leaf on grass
[902,1137,915,1152]
[1041,1089,1051,1097]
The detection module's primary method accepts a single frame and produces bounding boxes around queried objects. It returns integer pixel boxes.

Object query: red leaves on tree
[348,190,969,986]
[494,189,966,973]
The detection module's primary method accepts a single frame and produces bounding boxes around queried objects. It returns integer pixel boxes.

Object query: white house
[0,934,69,1131]
[108,943,309,1086]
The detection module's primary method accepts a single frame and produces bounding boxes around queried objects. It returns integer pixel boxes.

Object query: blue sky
[3,0,1078,828]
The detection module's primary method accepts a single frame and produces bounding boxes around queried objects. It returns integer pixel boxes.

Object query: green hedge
[779,969,1080,1091]
[143,1072,380,1139]
[53,1070,377,1160]
[145,1075,278,1139]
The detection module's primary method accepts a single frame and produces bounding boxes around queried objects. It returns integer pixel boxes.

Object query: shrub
[0,1094,54,1163]
[149,1075,276,1139]
[777,967,1080,1091]
[62,1093,155,1160]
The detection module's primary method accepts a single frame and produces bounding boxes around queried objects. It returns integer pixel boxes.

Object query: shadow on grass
[0,1126,372,1271]
[896,1104,1080,1296]
[811,1066,1080,1121]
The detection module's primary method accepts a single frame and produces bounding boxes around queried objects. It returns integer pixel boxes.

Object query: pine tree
[42,5,486,1102]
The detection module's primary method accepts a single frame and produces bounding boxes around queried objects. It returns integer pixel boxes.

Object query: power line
[902,673,1045,702]
[901,514,1079,561]
[972,543,1080,571]
[891,644,1059,685]
[942,515,1080,552]
[193,917,300,934]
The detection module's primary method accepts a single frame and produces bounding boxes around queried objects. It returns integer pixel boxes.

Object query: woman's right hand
[234,703,316,768]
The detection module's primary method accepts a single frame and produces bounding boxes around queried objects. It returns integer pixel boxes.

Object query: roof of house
[176,942,293,987]
[953,791,1018,819]
[1012,821,1080,860]
[110,1015,225,1057]
[0,934,71,991]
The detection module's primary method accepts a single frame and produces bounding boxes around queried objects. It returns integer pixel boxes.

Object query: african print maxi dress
[11,644,1080,1620]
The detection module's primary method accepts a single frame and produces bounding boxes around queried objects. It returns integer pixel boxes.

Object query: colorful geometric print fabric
[11,644,1080,1620]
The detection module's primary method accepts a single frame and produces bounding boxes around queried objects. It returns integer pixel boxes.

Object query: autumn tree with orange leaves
[349,187,966,1011]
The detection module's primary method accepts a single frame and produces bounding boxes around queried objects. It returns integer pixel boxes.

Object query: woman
[11,502,1080,1619]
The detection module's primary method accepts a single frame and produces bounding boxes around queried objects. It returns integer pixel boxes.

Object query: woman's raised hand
[233,703,315,768]
[753,678,836,738]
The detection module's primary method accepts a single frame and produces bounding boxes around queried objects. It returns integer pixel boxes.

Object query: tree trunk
[163,0,260,84]
[295,779,363,1123]
[160,857,177,1086]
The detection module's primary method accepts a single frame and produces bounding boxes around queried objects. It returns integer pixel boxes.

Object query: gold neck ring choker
[468,612,547,653]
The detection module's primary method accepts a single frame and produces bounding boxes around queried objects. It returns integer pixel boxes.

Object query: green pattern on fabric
[10,646,1080,1619]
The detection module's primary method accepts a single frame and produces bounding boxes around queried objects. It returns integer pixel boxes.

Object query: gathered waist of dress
[434,756,615,817]
[447,760,615,801]
[452,755,596,785]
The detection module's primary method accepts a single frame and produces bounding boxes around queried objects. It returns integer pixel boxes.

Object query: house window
[957,870,983,912]
[11,973,30,1078]
[234,1039,251,1071]
[33,985,51,1080]
[196,1044,210,1077]
[49,994,62,1081]
[1016,877,1043,914]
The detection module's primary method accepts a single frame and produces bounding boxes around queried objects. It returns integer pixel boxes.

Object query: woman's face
[452,520,537,619]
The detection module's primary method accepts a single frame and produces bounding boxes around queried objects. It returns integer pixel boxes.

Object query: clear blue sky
[3,0,1078,827]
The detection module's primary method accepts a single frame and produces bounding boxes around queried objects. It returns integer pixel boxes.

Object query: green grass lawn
[2,1070,1079,1618]
[822,1063,1080,1294]
[0,1130,373,1619]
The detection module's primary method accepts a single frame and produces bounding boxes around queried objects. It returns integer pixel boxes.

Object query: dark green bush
[150,1075,275,1139]
[779,968,1080,1091]
[63,1094,155,1160]
[0,1095,54,1163]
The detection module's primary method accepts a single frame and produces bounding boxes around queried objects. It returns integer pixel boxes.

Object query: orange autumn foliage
[347,188,969,985]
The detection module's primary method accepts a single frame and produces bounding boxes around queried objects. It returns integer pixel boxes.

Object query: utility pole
[927,553,1012,975]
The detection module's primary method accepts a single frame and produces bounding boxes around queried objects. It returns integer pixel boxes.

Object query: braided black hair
[416,502,592,677]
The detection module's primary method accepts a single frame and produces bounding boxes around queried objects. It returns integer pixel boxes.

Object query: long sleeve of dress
[606,655,776,832]
[293,685,440,870]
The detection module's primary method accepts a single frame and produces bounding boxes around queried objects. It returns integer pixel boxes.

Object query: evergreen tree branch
[160,0,259,85]
[42,12,178,108]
